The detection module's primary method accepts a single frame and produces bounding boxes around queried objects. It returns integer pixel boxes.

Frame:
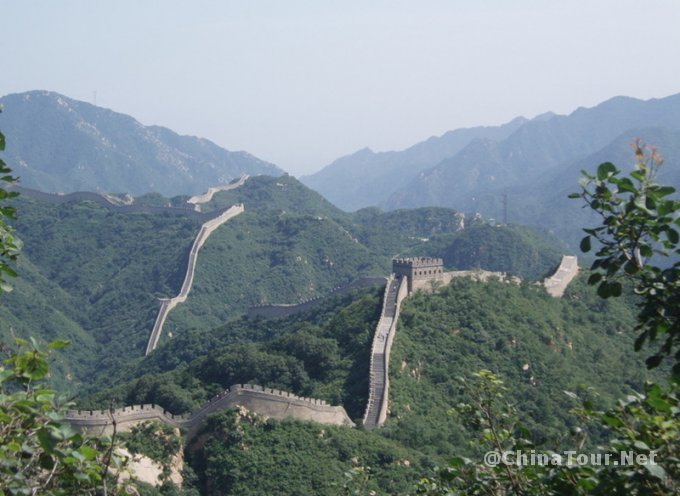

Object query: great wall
[361,255,577,429]
[543,255,579,297]
[247,276,387,319]
[43,175,579,434]
[145,203,245,354]
[65,384,354,439]
[186,175,249,209]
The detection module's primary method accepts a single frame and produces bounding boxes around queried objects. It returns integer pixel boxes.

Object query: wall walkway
[186,175,249,209]
[65,384,354,439]
[362,275,408,429]
[543,255,579,297]
[145,204,245,355]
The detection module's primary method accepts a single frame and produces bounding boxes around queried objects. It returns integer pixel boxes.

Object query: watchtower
[392,257,444,292]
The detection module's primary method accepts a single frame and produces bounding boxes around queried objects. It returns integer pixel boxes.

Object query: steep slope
[0,91,283,196]
[301,116,529,211]
[4,175,564,391]
[79,270,657,495]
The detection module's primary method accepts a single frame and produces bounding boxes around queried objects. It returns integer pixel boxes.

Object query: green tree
[418,144,680,494]
[0,338,132,495]
[570,140,680,376]
[0,111,133,495]
[0,109,20,293]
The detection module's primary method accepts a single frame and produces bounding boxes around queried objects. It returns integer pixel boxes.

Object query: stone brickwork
[362,275,408,429]
[543,255,579,297]
[392,257,444,292]
[65,384,354,439]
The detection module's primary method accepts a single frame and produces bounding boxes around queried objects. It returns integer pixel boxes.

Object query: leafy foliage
[0,110,19,293]
[188,409,428,496]
[0,339,131,495]
[418,370,679,495]
[385,276,653,456]
[82,288,382,421]
[571,141,680,375]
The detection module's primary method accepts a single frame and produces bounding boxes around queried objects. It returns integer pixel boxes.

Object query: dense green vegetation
[407,223,564,279]
[187,410,428,496]
[83,288,382,420]
[1,195,199,389]
[385,275,656,457]
[2,174,564,391]
[78,270,663,495]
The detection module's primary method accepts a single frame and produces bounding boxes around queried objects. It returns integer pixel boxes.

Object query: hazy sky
[3,1,680,175]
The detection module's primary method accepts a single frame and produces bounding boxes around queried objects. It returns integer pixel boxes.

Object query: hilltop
[3,175,563,390]
[0,90,283,196]
[303,93,680,248]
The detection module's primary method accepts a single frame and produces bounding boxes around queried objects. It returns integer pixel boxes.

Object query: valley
[0,89,677,495]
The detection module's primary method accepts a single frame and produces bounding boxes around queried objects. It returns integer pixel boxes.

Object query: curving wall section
[65,384,354,438]
[145,204,245,355]
[543,255,579,297]
[186,175,249,206]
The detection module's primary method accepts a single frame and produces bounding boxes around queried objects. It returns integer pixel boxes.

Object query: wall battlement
[392,257,444,292]
[65,384,353,438]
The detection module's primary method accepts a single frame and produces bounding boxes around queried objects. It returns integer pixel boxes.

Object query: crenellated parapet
[392,257,444,292]
[65,384,354,438]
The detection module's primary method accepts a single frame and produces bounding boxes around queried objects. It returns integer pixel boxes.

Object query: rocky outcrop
[65,384,354,439]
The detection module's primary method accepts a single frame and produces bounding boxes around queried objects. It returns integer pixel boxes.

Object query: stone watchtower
[392,257,444,292]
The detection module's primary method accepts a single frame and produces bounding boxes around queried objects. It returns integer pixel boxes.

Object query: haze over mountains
[302,92,680,246]
[0,91,283,196]
[2,89,679,249]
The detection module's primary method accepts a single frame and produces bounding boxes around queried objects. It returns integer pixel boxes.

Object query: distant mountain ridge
[301,115,530,211]
[302,92,680,247]
[0,90,283,196]
[303,93,680,218]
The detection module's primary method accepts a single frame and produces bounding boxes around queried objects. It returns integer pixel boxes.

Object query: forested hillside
[76,268,657,495]
[3,175,566,393]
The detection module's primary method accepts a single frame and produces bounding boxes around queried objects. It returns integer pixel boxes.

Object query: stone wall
[543,255,579,297]
[247,277,387,320]
[411,268,518,292]
[145,204,245,355]
[392,257,444,291]
[65,384,354,439]
[362,275,408,429]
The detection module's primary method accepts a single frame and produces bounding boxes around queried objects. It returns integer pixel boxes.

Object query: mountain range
[0,91,283,196]
[302,92,680,246]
